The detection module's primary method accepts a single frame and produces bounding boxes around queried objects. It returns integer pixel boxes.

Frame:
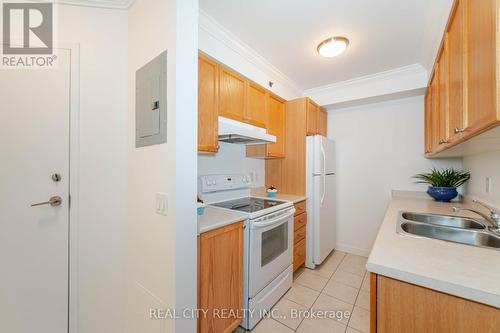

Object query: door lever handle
[31,196,62,207]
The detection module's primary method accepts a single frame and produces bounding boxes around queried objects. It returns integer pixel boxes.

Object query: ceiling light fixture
[317,36,349,58]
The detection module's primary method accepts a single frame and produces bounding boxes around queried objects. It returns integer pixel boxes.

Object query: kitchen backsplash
[463,150,500,207]
[198,143,265,187]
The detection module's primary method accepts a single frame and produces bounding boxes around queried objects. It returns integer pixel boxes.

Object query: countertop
[367,193,500,308]
[198,206,248,234]
[250,187,307,204]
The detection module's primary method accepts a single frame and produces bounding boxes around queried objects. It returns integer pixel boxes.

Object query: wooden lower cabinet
[370,273,500,333]
[198,222,244,333]
[293,201,307,272]
[293,238,306,272]
[294,211,307,231]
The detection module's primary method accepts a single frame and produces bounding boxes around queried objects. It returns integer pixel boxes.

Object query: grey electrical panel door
[136,51,167,147]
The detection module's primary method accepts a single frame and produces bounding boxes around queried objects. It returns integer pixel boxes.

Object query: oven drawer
[248,208,294,298]
[294,212,307,231]
[293,238,306,272]
[294,225,306,244]
[294,201,306,216]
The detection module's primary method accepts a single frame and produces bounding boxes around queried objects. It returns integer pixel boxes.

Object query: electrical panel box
[135,51,167,147]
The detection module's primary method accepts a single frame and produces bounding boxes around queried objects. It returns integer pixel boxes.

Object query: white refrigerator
[305,135,336,268]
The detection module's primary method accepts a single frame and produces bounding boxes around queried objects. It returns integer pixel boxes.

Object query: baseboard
[336,243,371,257]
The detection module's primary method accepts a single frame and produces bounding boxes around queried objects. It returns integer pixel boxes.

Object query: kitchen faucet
[453,200,500,235]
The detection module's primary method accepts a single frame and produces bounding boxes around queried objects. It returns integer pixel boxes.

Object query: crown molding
[304,63,428,107]
[199,9,303,97]
[53,0,135,10]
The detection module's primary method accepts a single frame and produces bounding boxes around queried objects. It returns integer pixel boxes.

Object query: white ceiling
[199,0,453,90]
[53,0,133,9]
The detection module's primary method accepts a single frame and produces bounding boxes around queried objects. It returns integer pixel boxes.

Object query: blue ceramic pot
[427,187,458,202]
[267,191,277,198]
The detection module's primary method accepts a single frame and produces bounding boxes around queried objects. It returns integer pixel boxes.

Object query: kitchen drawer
[293,238,306,272]
[294,225,306,244]
[294,212,307,231]
[294,201,306,216]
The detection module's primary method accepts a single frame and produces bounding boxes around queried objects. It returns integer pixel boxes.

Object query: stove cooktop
[211,197,287,213]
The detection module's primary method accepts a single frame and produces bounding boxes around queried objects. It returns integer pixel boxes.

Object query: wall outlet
[155,193,168,216]
[249,172,257,184]
[485,177,492,193]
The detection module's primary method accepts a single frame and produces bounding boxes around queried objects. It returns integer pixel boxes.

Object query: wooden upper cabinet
[198,222,243,333]
[424,0,500,156]
[437,42,449,148]
[267,94,286,157]
[198,54,219,153]
[424,88,433,154]
[465,0,498,133]
[430,70,441,152]
[219,66,246,122]
[447,0,466,143]
[246,94,286,159]
[219,65,270,130]
[317,108,328,137]
[245,82,268,128]
[306,99,319,135]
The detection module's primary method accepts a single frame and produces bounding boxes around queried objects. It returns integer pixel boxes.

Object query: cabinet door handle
[439,139,448,145]
[454,128,465,134]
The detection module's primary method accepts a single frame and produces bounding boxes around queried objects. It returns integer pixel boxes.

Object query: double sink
[397,211,500,250]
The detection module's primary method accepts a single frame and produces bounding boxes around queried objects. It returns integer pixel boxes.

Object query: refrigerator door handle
[320,143,326,206]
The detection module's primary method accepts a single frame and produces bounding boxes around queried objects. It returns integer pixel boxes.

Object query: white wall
[127,0,198,332]
[174,1,199,332]
[198,143,265,187]
[57,5,129,333]
[328,96,462,256]
[199,11,301,100]
[463,151,500,207]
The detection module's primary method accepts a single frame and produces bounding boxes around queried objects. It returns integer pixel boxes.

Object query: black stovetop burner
[212,197,286,213]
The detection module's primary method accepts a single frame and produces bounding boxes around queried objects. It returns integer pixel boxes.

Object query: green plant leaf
[414,168,470,187]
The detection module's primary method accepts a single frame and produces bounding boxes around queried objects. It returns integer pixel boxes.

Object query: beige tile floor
[234,251,370,333]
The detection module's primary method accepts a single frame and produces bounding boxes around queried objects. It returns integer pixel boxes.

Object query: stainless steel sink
[401,212,485,229]
[397,211,500,251]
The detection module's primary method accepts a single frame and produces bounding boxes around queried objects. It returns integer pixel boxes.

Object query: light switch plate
[486,177,492,193]
[155,193,168,216]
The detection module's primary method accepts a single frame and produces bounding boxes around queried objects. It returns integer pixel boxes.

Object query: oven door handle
[251,210,295,229]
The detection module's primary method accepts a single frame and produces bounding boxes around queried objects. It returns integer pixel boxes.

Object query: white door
[313,172,337,265]
[312,135,324,175]
[322,137,336,174]
[0,49,71,333]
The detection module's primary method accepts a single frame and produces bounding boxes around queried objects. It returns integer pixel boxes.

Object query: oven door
[248,207,294,298]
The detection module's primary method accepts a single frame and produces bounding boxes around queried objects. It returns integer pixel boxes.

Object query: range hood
[218,116,276,145]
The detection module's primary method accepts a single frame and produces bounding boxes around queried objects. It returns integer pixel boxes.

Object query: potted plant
[414,168,471,202]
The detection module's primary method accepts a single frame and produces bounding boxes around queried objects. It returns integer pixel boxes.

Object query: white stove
[199,174,295,330]
[199,174,293,218]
